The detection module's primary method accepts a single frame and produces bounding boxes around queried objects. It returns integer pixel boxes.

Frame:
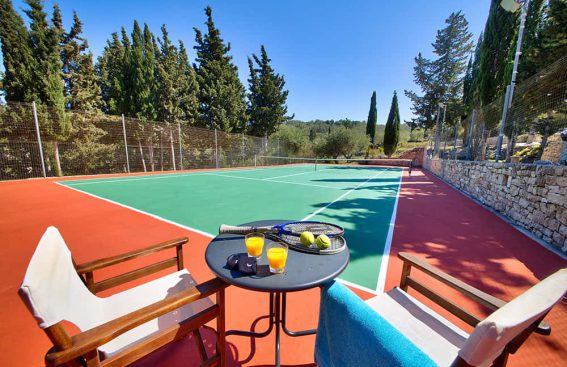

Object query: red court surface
[0,168,565,366]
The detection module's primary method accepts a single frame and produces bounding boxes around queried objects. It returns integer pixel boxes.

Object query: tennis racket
[219,221,347,254]
[219,221,344,238]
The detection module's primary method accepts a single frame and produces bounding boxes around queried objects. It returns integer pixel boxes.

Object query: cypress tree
[383,91,400,157]
[477,0,516,107]
[25,0,68,175]
[247,45,291,136]
[97,32,125,114]
[0,0,36,102]
[538,0,567,68]
[366,91,377,144]
[177,41,200,123]
[71,52,101,111]
[193,6,247,132]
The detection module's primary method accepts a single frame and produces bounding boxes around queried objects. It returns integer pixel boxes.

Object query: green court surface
[59,164,402,292]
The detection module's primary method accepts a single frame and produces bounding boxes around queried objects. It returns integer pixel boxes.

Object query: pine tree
[25,0,68,175]
[130,22,157,120]
[383,91,400,157]
[247,45,291,136]
[193,6,247,132]
[0,0,36,101]
[71,52,101,111]
[404,53,438,132]
[156,25,179,123]
[365,91,377,144]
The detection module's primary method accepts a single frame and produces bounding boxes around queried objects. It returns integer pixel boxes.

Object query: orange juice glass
[245,233,264,259]
[267,242,288,274]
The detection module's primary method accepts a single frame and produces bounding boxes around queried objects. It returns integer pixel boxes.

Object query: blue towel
[315,281,438,367]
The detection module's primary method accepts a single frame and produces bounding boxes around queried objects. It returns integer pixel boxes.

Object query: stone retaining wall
[423,155,567,253]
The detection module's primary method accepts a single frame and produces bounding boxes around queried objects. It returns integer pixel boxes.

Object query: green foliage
[478,0,516,106]
[314,126,368,159]
[271,124,309,155]
[366,91,377,144]
[538,0,567,69]
[193,6,247,132]
[383,91,400,157]
[247,45,291,137]
[405,12,472,133]
[130,22,157,120]
[0,0,36,102]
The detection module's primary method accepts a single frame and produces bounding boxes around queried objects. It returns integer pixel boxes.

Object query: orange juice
[245,236,264,258]
[267,247,287,273]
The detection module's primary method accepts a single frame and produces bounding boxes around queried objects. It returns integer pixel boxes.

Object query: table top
[205,220,349,292]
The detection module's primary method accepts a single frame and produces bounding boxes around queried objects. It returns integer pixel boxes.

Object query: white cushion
[459,268,567,367]
[99,269,213,358]
[365,287,469,366]
[19,227,214,360]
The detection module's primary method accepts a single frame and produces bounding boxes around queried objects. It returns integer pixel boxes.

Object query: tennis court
[59,163,403,292]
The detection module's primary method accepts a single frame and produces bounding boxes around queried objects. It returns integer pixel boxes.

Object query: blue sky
[6,0,490,123]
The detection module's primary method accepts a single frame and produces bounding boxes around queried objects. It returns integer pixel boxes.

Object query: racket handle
[219,224,258,235]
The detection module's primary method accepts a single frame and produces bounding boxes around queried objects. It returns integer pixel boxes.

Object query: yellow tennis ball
[300,231,315,247]
[316,234,331,250]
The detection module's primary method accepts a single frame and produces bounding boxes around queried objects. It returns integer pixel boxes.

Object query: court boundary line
[374,172,403,293]
[62,166,286,186]
[301,168,396,221]
[54,181,216,239]
[336,278,378,295]
[204,172,343,190]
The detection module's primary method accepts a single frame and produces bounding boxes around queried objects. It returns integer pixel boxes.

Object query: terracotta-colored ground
[0,168,565,366]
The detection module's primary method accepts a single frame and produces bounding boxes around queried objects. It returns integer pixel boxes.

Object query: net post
[169,124,176,171]
[315,158,318,171]
[254,154,257,167]
[32,101,47,178]
[453,124,458,161]
[178,123,183,170]
[121,114,130,173]
[214,128,219,168]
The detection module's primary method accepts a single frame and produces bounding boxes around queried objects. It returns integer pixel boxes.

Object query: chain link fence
[429,55,567,164]
[0,101,283,180]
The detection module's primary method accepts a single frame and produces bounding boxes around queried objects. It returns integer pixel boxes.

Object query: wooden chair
[315,252,567,367]
[19,226,228,367]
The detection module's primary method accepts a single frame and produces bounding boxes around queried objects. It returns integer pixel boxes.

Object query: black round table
[205,220,349,367]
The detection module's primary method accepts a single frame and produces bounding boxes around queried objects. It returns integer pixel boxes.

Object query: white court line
[263,170,316,180]
[62,166,300,186]
[204,172,342,190]
[336,278,379,295]
[301,169,392,221]
[375,172,403,293]
[55,181,215,239]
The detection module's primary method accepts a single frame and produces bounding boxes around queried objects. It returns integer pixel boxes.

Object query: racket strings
[282,223,343,236]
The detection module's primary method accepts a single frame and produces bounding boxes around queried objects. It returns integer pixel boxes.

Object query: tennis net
[256,155,412,170]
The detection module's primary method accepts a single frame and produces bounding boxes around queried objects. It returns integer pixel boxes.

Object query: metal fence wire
[430,54,567,163]
[0,102,279,180]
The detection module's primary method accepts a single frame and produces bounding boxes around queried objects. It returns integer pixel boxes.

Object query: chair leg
[216,288,226,367]
[193,329,208,362]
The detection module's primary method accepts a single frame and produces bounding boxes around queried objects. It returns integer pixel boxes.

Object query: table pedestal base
[226,292,317,366]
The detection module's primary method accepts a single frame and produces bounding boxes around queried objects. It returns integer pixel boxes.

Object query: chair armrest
[398,252,506,311]
[76,237,188,274]
[44,277,228,366]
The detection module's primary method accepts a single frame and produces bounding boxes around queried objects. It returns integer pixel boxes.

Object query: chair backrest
[19,227,103,331]
[459,268,567,366]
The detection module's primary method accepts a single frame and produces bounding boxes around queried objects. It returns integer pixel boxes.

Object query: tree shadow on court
[309,170,567,301]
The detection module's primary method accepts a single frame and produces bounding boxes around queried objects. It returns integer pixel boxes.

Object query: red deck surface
[0,168,565,366]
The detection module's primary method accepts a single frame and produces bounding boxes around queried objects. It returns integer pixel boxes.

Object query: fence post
[32,102,47,178]
[496,85,511,162]
[453,124,458,160]
[241,133,245,166]
[214,129,219,168]
[169,124,176,171]
[467,109,476,160]
[121,114,130,173]
[178,123,183,170]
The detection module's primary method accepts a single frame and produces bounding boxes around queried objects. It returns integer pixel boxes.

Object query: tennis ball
[316,234,331,250]
[300,231,315,247]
